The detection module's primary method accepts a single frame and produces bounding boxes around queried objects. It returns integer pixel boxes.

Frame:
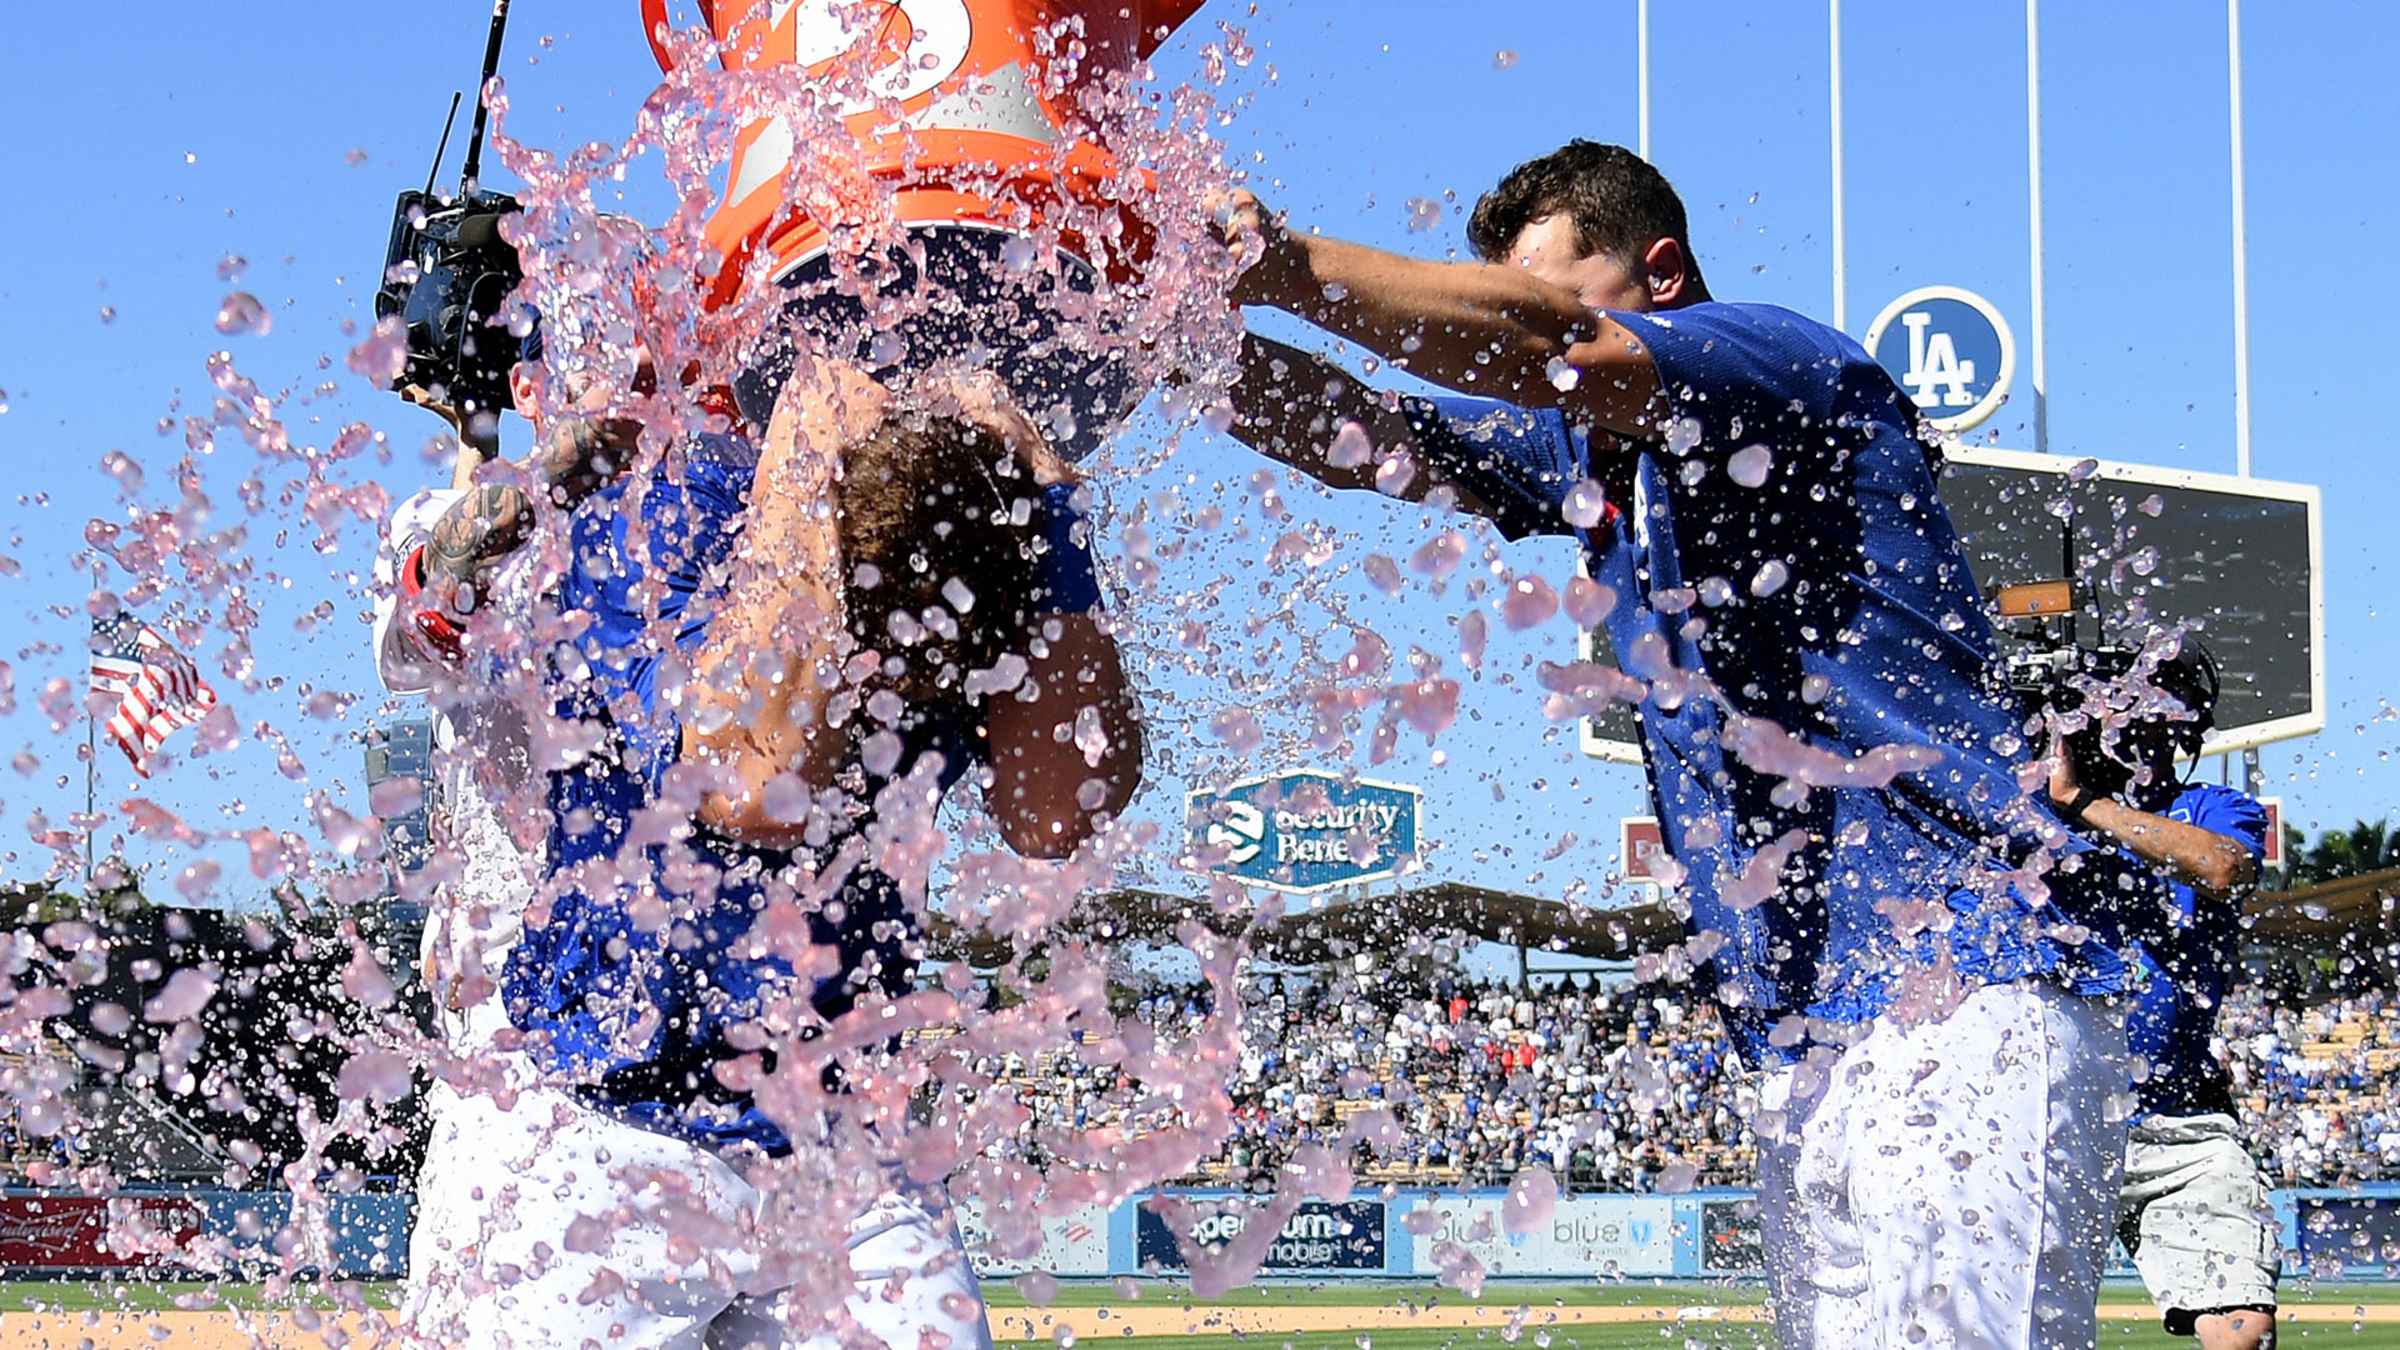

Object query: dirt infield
[0,1299,2393,1345]
[990,1300,2400,1340]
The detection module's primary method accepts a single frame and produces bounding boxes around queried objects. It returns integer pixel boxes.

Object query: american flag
[88,609,218,777]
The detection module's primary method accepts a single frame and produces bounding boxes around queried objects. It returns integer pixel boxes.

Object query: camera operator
[2048,638,2277,1350]
[373,312,659,1339]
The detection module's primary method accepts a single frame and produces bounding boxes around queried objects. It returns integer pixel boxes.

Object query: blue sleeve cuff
[1407,395,1582,541]
[1037,482,1104,613]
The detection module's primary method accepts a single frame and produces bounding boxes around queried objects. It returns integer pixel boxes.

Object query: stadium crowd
[986,972,2400,1194]
[1014,972,1759,1190]
[2221,985,2400,1186]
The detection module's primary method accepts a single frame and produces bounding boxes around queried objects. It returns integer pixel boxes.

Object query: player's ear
[1642,237,1691,305]
[509,362,541,419]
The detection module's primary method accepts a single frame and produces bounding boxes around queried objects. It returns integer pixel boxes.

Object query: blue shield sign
[1187,770,1421,894]
[1861,285,2016,434]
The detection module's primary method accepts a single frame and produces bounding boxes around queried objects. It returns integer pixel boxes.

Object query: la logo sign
[1862,286,2016,435]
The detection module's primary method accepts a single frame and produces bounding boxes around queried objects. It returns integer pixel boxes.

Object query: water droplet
[1727,443,1773,488]
[215,292,270,336]
[1561,479,1607,528]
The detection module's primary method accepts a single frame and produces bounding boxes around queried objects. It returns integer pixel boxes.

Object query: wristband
[398,544,468,665]
[2063,786,2103,824]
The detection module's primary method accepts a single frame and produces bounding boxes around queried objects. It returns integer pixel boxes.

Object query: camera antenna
[421,92,463,197]
[459,0,514,198]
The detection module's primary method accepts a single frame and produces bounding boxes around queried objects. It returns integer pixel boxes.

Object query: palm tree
[2284,818,2400,887]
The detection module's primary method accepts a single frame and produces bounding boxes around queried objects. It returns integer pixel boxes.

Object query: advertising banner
[1405,1195,1676,1277]
[1698,1197,1763,1274]
[1137,1198,1386,1272]
[957,1202,1112,1276]
[1188,771,1421,894]
[2294,1195,2400,1271]
[0,1192,207,1273]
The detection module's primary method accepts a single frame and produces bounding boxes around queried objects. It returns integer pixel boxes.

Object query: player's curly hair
[1466,139,1701,282]
[835,414,1066,708]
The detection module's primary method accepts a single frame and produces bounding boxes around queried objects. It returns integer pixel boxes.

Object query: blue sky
[0,1,2391,927]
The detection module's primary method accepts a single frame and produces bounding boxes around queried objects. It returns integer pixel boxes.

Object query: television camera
[1991,579,2219,799]
[372,0,528,426]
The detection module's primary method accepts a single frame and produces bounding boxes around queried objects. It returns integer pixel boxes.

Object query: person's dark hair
[2153,636,2222,756]
[836,414,1053,707]
[1466,139,1696,271]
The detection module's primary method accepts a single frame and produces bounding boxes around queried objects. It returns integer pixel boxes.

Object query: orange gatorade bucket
[639,0,1205,457]
[640,0,1204,292]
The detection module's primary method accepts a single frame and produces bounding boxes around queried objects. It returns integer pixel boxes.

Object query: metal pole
[2229,0,2254,477]
[84,560,99,890]
[1637,0,1652,161]
[2026,0,2050,456]
[1829,0,1847,332]
[83,717,95,888]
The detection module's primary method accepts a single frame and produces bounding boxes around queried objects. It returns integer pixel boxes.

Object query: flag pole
[84,560,100,890]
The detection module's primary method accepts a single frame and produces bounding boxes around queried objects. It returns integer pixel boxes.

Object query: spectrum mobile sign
[1188,770,1422,894]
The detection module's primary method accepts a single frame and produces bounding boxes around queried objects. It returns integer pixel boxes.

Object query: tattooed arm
[421,414,640,591]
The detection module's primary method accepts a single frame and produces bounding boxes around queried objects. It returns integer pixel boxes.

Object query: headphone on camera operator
[2046,638,2222,822]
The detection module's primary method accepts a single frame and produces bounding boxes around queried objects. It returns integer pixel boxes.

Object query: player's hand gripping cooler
[641,0,1204,458]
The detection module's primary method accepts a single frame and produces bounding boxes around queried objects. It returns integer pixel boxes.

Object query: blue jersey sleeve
[1034,482,1103,613]
[1405,395,1586,541]
[2171,783,2270,860]
[1603,302,1910,462]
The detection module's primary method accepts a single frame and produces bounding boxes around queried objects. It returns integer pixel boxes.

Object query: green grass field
[975,1279,2400,1350]
[1,1278,2394,1347]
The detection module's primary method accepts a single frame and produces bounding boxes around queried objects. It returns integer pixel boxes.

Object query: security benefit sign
[1862,286,2016,434]
[1188,770,1421,894]
[1138,1199,1388,1273]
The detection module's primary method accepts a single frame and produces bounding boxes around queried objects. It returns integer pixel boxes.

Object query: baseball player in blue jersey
[1214,141,2169,1347]
[403,359,1145,1347]
[2045,640,2277,1348]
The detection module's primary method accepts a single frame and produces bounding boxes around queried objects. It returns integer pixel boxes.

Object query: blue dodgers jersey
[503,436,1099,1153]
[1410,300,2167,1067]
[2127,783,2268,1121]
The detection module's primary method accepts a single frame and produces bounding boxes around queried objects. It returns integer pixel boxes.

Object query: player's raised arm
[1220,192,1664,438]
[682,368,880,834]
[984,609,1144,859]
[1226,335,1506,519]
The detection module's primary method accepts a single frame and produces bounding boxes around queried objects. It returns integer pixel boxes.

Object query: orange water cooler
[641,0,1203,288]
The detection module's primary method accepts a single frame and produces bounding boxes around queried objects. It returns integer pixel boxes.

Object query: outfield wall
[967,1183,2400,1282]
[0,1188,410,1279]
[6,1183,2396,1282]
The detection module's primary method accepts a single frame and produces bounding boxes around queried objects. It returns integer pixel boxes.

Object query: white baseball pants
[1756,980,2127,1349]
[400,1082,993,1349]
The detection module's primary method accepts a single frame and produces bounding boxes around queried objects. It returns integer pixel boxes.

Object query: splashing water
[0,9,2374,1345]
